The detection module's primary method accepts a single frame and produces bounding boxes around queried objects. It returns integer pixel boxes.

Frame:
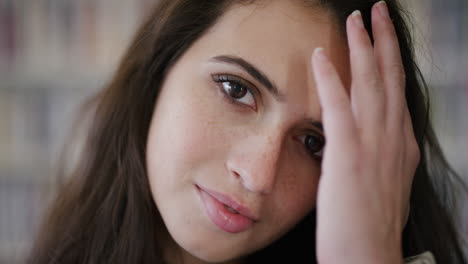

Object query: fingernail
[313,47,327,62]
[351,10,364,28]
[376,1,390,20]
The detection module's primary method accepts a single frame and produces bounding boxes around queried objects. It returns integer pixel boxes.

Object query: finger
[371,1,406,132]
[372,3,414,230]
[311,48,358,150]
[347,10,386,135]
[402,105,419,227]
[402,105,420,182]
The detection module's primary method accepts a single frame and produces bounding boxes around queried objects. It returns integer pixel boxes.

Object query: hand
[311,2,420,264]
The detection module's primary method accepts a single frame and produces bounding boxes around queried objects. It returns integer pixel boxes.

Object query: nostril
[226,161,237,176]
[232,170,241,178]
[226,161,245,185]
[231,170,245,187]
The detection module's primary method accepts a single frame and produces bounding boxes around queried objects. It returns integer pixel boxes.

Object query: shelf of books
[0,0,467,262]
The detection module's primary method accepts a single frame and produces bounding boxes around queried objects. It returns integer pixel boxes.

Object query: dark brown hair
[29,0,467,263]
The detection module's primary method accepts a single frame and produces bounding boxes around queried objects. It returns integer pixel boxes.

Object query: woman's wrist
[318,243,404,264]
[319,254,404,264]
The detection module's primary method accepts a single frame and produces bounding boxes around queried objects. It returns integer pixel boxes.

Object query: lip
[195,184,258,233]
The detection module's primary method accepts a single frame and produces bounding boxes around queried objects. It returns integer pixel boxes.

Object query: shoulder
[404,252,436,264]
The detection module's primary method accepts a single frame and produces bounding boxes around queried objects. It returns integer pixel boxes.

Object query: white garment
[404,252,436,264]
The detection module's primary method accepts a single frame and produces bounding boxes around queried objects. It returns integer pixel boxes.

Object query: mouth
[224,204,239,214]
[195,184,258,233]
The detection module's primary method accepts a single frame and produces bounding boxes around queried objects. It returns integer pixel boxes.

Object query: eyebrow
[210,55,286,102]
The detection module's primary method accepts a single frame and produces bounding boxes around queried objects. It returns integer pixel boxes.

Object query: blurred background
[0,0,467,263]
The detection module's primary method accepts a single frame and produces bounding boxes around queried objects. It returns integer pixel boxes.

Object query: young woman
[29,0,467,263]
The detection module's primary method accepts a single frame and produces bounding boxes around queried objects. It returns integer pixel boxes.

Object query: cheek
[273,162,319,225]
[146,77,229,183]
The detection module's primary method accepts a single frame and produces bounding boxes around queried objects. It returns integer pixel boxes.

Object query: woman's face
[146,1,350,263]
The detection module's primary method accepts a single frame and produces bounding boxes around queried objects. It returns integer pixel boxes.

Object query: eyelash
[212,74,258,110]
[297,134,325,161]
[211,73,324,162]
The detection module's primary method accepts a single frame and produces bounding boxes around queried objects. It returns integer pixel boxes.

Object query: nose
[226,134,283,195]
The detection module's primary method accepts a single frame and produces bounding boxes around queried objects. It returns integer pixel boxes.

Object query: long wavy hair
[28,0,467,263]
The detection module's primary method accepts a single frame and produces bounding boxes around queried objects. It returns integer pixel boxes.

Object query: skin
[146,0,418,263]
[313,3,419,264]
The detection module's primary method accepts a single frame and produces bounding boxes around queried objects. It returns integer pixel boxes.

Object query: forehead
[183,0,350,115]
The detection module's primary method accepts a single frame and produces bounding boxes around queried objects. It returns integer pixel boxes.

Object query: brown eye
[224,81,247,99]
[302,134,325,158]
[212,74,256,108]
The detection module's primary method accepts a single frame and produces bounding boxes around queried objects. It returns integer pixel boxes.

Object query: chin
[174,232,247,262]
[166,222,257,263]
[188,249,243,264]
